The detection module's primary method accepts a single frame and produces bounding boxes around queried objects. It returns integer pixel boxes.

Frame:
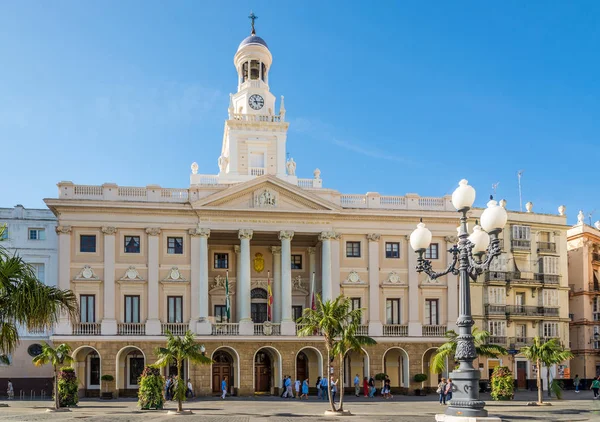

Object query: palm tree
[154,330,212,413]
[297,295,375,413]
[0,225,78,361]
[431,328,507,374]
[32,343,73,410]
[520,337,573,405]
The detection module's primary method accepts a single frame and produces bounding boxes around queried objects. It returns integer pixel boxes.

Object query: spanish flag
[225,271,231,321]
[267,271,273,322]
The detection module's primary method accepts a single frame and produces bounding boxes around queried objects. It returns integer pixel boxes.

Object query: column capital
[55,225,72,235]
[444,235,458,244]
[307,246,316,255]
[189,227,210,237]
[234,245,241,254]
[319,231,340,241]
[366,233,381,242]
[238,229,253,240]
[279,230,294,241]
[145,227,161,236]
[101,226,118,235]
[270,246,282,255]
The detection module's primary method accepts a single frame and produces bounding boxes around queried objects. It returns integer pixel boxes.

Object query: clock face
[248,94,264,110]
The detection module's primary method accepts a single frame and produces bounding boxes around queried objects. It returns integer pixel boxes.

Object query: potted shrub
[414,373,428,396]
[375,372,387,391]
[491,366,514,401]
[58,367,79,407]
[138,365,164,410]
[100,374,114,399]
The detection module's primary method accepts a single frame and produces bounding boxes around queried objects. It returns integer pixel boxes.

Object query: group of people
[164,375,195,400]
[280,375,310,399]
[574,374,600,399]
[436,378,454,405]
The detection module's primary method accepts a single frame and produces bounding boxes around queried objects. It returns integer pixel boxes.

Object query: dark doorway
[212,351,233,394]
[255,350,272,393]
[297,351,308,382]
[251,288,268,323]
[517,361,527,389]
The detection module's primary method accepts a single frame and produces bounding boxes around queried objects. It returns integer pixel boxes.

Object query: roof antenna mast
[517,170,524,212]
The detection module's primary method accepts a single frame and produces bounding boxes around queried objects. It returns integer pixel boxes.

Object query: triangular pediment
[192,175,339,212]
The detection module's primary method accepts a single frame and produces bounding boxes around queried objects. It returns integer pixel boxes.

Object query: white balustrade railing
[418,197,445,209]
[118,186,147,199]
[72,323,101,335]
[356,325,369,336]
[161,323,188,336]
[249,167,265,176]
[382,324,408,337]
[297,178,313,188]
[196,175,219,185]
[230,113,282,123]
[117,323,146,336]
[380,196,407,207]
[73,185,103,198]
[422,325,447,337]
[212,323,239,336]
[340,194,368,207]
[160,188,189,202]
[253,323,281,336]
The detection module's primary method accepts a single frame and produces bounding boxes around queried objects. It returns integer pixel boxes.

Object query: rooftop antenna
[492,182,499,196]
[517,170,524,212]
[589,210,596,226]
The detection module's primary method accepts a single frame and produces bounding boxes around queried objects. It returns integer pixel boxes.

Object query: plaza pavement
[0,391,598,421]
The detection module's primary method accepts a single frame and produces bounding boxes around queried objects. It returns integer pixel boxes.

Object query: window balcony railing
[511,239,531,251]
[485,304,507,315]
[543,307,560,317]
[506,305,542,317]
[382,324,408,336]
[422,325,447,337]
[592,253,600,263]
[537,242,556,254]
[508,337,534,348]
[253,323,281,336]
[489,336,508,347]
[356,325,369,336]
[72,322,101,336]
[589,282,600,292]
[485,271,509,282]
[117,323,145,336]
[249,167,265,176]
[534,274,561,285]
[212,323,239,336]
[161,323,187,336]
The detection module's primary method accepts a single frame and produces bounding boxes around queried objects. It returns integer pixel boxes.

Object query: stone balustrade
[72,322,101,336]
[422,325,447,337]
[117,323,146,336]
[253,323,281,336]
[382,324,408,337]
[211,323,240,336]
[161,323,188,336]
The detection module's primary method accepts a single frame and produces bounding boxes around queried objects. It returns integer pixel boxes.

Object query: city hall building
[45,24,571,397]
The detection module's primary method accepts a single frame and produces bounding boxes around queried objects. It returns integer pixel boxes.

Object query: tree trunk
[177,359,183,413]
[54,366,59,410]
[326,347,336,412]
[338,354,345,411]
[546,365,551,398]
[537,359,543,404]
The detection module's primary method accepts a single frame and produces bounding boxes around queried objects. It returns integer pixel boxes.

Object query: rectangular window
[542,322,559,338]
[386,299,400,324]
[167,296,183,323]
[488,287,506,304]
[539,231,551,242]
[293,306,304,321]
[80,295,95,323]
[214,253,229,269]
[540,256,559,275]
[512,225,531,240]
[542,289,559,307]
[167,237,183,254]
[425,299,439,325]
[214,305,228,323]
[346,241,361,258]
[124,236,140,253]
[515,292,525,306]
[30,263,45,284]
[351,297,361,311]
[291,254,302,270]
[425,243,439,259]
[124,295,140,323]
[488,321,506,336]
[80,235,96,253]
[516,324,527,341]
[28,228,46,240]
[385,242,400,259]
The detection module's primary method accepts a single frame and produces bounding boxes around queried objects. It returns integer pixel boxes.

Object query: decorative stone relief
[444,236,458,245]
[270,246,281,255]
[191,162,198,175]
[345,270,363,284]
[292,275,304,290]
[319,231,340,241]
[279,230,294,240]
[74,265,99,280]
[119,266,143,281]
[307,247,316,255]
[254,189,277,208]
[55,225,72,235]
[253,252,265,273]
[384,271,404,284]
[238,229,253,240]
[211,275,235,290]
[251,279,268,290]
[189,227,210,237]
[234,245,241,254]
[102,226,117,235]
[366,233,380,242]
[162,267,186,282]
[146,227,161,236]
[286,158,296,176]
[262,321,274,335]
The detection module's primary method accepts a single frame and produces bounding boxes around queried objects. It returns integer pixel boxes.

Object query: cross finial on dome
[248,11,258,35]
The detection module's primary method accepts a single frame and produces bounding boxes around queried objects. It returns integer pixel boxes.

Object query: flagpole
[311,272,316,310]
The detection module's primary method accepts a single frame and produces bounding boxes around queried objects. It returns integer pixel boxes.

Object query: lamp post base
[435,415,501,422]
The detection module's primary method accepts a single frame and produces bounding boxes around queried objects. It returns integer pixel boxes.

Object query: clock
[248,94,264,110]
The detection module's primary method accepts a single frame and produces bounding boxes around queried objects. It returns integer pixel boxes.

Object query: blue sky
[1,1,598,225]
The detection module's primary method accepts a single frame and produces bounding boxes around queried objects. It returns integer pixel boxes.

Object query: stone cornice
[55,225,72,234]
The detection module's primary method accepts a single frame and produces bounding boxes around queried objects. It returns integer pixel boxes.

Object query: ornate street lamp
[410,179,507,418]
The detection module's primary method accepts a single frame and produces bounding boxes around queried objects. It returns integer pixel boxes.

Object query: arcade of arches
[62,341,441,397]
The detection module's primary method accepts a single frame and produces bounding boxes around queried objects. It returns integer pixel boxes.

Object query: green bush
[490,366,513,401]
[58,367,79,407]
[414,374,428,383]
[138,365,164,410]
[375,373,387,381]
[100,374,114,382]
[550,379,564,399]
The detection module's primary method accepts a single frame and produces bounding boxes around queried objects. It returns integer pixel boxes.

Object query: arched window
[250,60,260,80]
[251,288,268,299]
[261,63,267,82]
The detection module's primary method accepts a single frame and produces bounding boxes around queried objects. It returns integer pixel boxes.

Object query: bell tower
[216,13,291,184]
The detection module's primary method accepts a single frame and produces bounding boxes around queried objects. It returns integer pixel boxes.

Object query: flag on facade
[225,271,231,321]
[267,271,273,322]
[310,272,316,310]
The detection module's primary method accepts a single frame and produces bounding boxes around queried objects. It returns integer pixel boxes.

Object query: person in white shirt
[186,378,194,398]
[294,379,301,399]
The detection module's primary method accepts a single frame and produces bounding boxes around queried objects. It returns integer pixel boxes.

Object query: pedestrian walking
[330,377,338,403]
[354,374,360,397]
[284,376,293,398]
[445,378,453,402]
[186,378,194,398]
[301,379,309,400]
[7,380,14,400]
[281,376,287,397]
[574,374,580,393]
[363,376,369,397]
[368,375,376,398]
[295,378,301,398]
[316,376,322,399]
[165,376,172,400]
[591,376,600,399]
[383,376,392,399]
[320,376,328,400]
[437,378,448,405]
[221,378,227,399]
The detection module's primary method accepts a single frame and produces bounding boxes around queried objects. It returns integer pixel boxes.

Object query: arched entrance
[253,347,282,395]
[297,351,308,381]
[382,347,410,388]
[211,346,240,394]
[251,288,268,323]
[212,350,233,394]
[295,346,324,384]
[343,348,370,387]
[115,346,146,397]
[71,346,101,397]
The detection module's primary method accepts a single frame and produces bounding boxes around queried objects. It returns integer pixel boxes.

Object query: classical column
[100,226,118,335]
[367,234,383,337]
[55,225,72,335]
[319,232,333,302]
[445,236,459,331]
[270,246,282,322]
[238,229,254,335]
[145,227,161,335]
[234,245,241,322]
[331,233,341,299]
[407,235,422,337]
[190,227,211,334]
[307,247,316,307]
[279,231,295,335]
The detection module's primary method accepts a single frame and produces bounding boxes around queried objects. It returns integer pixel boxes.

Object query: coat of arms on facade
[345,270,362,283]
[254,188,277,208]
[253,252,265,273]
[162,267,187,282]
[74,265,99,280]
[119,266,143,281]
[385,271,402,284]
